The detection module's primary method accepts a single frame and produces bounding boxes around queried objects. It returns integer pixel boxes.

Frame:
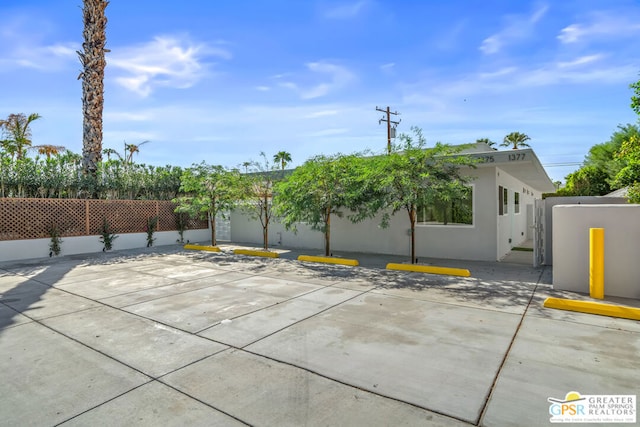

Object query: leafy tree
[238,152,280,250]
[561,165,611,196]
[373,127,476,263]
[79,0,109,176]
[0,113,42,160]
[631,75,640,115]
[501,132,531,150]
[585,124,638,181]
[173,163,241,245]
[273,151,292,171]
[274,153,371,256]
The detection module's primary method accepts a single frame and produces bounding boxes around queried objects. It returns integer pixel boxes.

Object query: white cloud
[278,61,355,99]
[558,12,640,44]
[479,4,549,55]
[323,1,367,19]
[305,110,339,118]
[108,35,230,97]
[0,41,79,71]
[255,86,270,91]
[557,54,603,68]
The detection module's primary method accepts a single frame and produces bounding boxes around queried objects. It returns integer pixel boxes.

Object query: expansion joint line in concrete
[240,347,472,425]
[476,266,547,426]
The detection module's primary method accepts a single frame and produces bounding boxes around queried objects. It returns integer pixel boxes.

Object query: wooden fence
[0,198,207,241]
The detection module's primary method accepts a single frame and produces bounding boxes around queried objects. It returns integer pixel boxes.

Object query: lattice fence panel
[0,198,208,241]
[88,200,157,235]
[0,198,86,240]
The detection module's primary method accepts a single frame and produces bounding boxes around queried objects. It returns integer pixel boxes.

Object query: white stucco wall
[230,164,545,262]
[553,204,640,299]
[496,167,540,260]
[0,228,210,262]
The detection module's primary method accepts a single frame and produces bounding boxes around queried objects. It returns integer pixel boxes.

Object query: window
[503,187,508,214]
[417,185,473,225]
[499,186,503,215]
[514,192,520,214]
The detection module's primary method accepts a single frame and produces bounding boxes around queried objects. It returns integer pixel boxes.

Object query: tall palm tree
[501,132,531,150]
[78,0,109,176]
[242,161,251,174]
[0,113,42,160]
[273,151,292,171]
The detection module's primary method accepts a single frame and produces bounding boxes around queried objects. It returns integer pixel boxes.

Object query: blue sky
[1,0,639,183]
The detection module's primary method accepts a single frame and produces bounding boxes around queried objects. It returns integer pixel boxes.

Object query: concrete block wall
[553,204,640,299]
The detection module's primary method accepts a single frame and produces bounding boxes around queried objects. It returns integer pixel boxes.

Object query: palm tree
[78,0,109,176]
[0,113,42,160]
[29,145,67,159]
[476,137,496,147]
[242,161,251,174]
[102,147,121,161]
[501,132,531,150]
[273,151,292,171]
[124,140,150,164]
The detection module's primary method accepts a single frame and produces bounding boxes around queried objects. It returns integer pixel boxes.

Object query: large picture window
[417,185,473,225]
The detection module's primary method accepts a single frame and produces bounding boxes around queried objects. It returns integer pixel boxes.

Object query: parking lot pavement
[1,244,638,426]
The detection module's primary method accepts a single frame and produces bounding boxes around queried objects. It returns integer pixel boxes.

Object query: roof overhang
[464,148,556,193]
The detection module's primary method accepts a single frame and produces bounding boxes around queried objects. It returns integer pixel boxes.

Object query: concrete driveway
[1,245,638,426]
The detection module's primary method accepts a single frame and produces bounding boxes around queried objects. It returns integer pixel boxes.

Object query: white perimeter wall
[231,167,540,262]
[0,229,210,262]
[553,204,640,299]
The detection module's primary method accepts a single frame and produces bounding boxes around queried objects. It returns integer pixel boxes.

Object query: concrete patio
[1,245,638,426]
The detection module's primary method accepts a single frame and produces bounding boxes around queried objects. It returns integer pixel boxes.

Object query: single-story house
[230,143,556,261]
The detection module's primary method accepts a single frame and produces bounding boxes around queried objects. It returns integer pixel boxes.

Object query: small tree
[238,152,279,250]
[173,162,240,246]
[274,153,367,256]
[374,126,476,263]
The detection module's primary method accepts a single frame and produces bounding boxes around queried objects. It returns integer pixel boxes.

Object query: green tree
[79,0,109,177]
[631,75,640,115]
[273,151,292,171]
[0,113,42,160]
[562,165,611,196]
[501,132,531,150]
[173,163,241,245]
[373,127,476,263]
[274,153,370,256]
[238,152,280,250]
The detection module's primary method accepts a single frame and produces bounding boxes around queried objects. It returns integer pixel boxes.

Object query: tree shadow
[0,246,184,332]
[181,249,550,312]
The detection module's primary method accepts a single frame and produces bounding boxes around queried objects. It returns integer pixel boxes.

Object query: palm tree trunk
[79,0,108,177]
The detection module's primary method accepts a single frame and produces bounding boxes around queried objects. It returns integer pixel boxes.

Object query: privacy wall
[553,204,640,299]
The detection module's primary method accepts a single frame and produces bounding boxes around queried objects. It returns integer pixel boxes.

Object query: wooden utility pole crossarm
[376,106,401,154]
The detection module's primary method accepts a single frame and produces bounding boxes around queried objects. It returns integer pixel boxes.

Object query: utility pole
[376,106,400,154]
